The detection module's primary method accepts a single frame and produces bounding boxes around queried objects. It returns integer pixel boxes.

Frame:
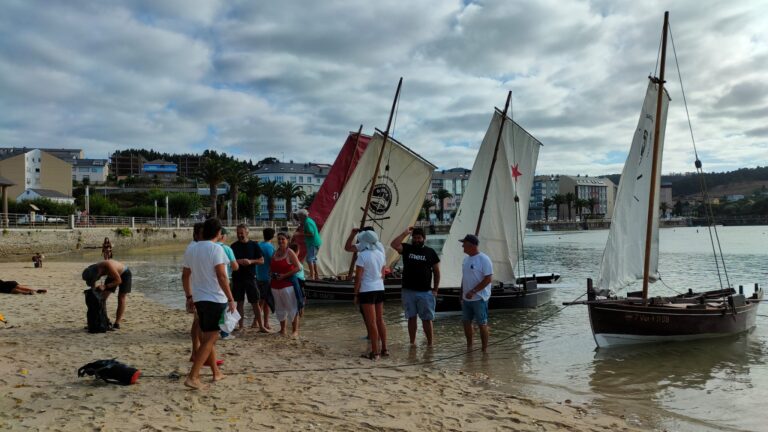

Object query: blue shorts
[462,299,488,325]
[306,245,319,263]
[402,289,435,321]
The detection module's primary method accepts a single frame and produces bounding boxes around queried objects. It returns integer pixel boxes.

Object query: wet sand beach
[0,261,637,431]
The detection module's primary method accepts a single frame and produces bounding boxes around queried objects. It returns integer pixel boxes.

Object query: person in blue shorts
[391,226,440,347]
[459,234,493,353]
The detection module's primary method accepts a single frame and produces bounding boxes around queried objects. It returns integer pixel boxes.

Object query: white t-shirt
[183,240,229,303]
[461,252,493,302]
[355,249,385,293]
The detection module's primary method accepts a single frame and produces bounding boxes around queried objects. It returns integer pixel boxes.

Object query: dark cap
[459,234,479,246]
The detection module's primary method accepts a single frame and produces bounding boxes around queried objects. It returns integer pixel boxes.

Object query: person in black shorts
[0,280,46,295]
[230,224,265,331]
[81,259,132,329]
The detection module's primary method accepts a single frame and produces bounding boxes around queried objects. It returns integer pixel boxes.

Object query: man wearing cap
[297,209,322,280]
[81,259,132,329]
[459,234,493,353]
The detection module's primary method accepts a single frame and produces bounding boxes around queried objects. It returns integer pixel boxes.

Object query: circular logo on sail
[369,183,392,215]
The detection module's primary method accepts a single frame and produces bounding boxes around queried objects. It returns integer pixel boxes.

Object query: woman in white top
[345,228,388,360]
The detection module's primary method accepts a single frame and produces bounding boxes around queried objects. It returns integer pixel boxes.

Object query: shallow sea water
[53,226,768,431]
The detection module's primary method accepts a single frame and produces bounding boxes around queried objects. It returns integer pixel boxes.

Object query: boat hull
[588,290,762,347]
[435,285,555,311]
[304,279,403,302]
[516,273,560,285]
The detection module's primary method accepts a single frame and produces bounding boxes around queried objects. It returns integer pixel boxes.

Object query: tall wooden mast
[475,91,512,235]
[642,11,669,304]
[347,78,403,277]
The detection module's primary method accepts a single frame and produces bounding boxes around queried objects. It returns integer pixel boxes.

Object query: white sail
[597,80,670,291]
[317,132,436,276]
[440,111,541,288]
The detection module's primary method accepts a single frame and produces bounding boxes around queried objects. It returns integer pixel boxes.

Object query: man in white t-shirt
[181,218,236,390]
[459,234,493,353]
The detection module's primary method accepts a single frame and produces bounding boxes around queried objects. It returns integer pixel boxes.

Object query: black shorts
[0,280,18,294]
[232,279,259,303]
[358,290,385,305]
[195,301,226,332]
[257,280,271,301]
[106,268,132,295]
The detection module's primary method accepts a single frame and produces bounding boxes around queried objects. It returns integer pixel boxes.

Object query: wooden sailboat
[304,78,437,301]
[566,12,762,347]
[435,92,556,311]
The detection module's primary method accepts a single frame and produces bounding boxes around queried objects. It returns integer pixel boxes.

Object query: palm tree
[587,197,598,218]
[422,198,435,221]
[223,163,251,223]
[542,197,553,221]
[660,201,669,218]
[565,192,576,220]
[260,180,280,221]
[278,181,306,219]
[575,198,589,220]
[198,159,226,217]
[552,194,565,221]
[241,176,262,220]
[434,189,453,222]
[302,192,317,210]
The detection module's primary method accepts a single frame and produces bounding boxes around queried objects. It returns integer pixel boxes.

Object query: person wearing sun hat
[458,234,493,353]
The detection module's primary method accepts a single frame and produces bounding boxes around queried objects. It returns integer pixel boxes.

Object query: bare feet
[184,377,208,390]
[212,373,226,382]
[258,328,270,333]
[291,331,299,339]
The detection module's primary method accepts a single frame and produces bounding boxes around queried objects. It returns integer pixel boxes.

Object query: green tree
[302,192,317,210]
[552,194,565,221]
[587,197,598,217]
[223,162,251,223]
[241,176,262,219]
[434,189,453,222]
[278,181,306,219]
[168,193,201,217]
[422,198,435,221]
[565,192,575,220]
[660,201,669,218]
[260,180,280,221]
[198,159,226,217]
[542,197,553,221]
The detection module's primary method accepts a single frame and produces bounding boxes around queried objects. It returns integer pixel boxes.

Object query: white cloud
[0,0,766,175]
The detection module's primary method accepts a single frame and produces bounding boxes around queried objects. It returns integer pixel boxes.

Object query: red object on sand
[129,370,141,385]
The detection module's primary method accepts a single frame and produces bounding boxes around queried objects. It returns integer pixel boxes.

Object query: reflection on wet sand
[589,333,766,431]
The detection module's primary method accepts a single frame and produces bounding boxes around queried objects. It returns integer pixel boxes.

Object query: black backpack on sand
[84,288,110,333]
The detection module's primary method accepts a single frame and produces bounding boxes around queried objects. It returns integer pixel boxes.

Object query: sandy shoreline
[0,261,638,431]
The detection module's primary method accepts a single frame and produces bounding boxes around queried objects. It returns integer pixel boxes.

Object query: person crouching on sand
[269,232,301,337]
[182,218,236,390]
[346,228,388,360]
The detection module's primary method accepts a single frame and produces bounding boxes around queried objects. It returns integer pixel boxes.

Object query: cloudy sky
[1,0,766,175]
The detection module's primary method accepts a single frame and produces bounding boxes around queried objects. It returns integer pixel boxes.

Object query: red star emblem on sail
[511,163,522,181]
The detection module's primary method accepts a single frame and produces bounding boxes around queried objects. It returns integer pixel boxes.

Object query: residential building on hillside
[0,148,73,200]
[253,161,330,219]
[429,168,471,222]
[72,159,109,184]
[142,159,178,181]
[176,155,205,179]
[111,152,147,178]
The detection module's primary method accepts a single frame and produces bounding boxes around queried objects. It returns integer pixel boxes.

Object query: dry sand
[0,261,639,431]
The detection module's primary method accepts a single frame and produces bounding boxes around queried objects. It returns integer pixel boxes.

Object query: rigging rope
[669,23,731,290]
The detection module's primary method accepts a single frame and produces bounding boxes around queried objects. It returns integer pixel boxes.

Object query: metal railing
[1,212,300,230]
